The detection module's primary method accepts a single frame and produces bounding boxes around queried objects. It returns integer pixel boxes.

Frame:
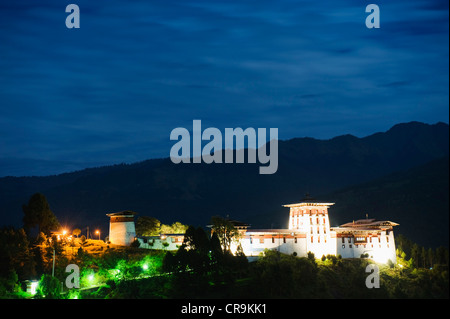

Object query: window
[283,237,286,243]
[272,237,275,243]
[342,238,345,243]
[259,237,264,244]
[294,237,297,244]
[250,237,253,244]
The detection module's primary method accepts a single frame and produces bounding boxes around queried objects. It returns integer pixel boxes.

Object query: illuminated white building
[333,219,398,263]
[106,211,137,246]
[234,194,398,264]
[136,233,184,251]
[106,195,399,264]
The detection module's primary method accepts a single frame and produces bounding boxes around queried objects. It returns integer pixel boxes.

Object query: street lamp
[95,230,100,240]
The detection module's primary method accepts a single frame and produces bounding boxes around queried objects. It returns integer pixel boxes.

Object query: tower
[283,194,336,258]
[106,211,137,246]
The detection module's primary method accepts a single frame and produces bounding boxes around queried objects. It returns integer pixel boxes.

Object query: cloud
[0,0,448,176]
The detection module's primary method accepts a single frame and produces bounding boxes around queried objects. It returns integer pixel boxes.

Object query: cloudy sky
[0,0,448,176]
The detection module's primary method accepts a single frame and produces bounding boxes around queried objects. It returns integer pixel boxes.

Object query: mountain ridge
[0,121,448,247]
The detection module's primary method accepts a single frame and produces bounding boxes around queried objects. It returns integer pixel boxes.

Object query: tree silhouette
[209,216,240,253]
[22,193,60,236]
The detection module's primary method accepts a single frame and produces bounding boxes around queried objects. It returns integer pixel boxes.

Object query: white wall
[336,231,397,263]
[109,221,136,246]
[137,236,182,251]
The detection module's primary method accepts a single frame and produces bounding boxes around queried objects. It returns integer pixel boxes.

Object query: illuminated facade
[334,219,398,263]
[106,211,137,246]
[136,234,184,251]
[106,195,399,264]
[234,194,398,264]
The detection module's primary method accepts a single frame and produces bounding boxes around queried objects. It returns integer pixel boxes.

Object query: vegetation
[22,193,60,236]
[135,216,188,236]
[0,193,448,299]
[209,216,242,252]
[1,226,447,299]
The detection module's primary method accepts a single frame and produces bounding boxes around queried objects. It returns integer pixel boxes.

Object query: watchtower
[106,211,137,246]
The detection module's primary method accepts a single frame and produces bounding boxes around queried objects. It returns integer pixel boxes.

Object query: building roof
[206,217,251,228]
[106,210,138,217]
[337,219,399,231]
[245,229,303,235]
[283,193,335,208]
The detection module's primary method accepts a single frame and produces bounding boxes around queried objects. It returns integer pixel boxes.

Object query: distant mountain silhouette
[0,121,448,247]
[326,156,449,248]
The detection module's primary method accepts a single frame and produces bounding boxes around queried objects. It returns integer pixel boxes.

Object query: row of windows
[249,237,298,244]
[340,236,390,244]
[291,209,327,215]
[342,244,390,249]
[292,217,327,225]
[248,236,329,244]
[141,237,182,244]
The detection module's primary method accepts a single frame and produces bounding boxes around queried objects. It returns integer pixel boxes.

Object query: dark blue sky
[0,0,448,176]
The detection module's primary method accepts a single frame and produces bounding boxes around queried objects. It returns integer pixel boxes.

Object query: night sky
[0,0,448,177]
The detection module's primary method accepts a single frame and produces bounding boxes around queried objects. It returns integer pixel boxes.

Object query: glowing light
[30,281,38,295]
[88,274,94,282]
[372,250,391,264]
[142,264,149,271]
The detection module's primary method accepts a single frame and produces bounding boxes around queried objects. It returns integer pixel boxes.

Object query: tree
[427,248,434,268]
[22,193,60,236]
[182,226,209,253]
[411,243,421,268]
[72,229,81,238]
[0,227,36,281]
[209,216,240,253]
[171,222,189,234]
[36,274,61,299]
[162,252,176,273]
[135,216,160,236]
[436,246,449,265]
[210,232,223,264]
[421,247,427,268]
[136,216,188,236]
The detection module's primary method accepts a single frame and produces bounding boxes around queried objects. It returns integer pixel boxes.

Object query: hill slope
[326,156,449,248]
[0,121,448,247]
